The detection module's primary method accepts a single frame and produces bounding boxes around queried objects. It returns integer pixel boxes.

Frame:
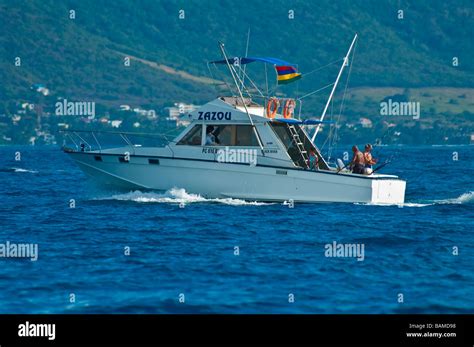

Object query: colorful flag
[276,66,302,85]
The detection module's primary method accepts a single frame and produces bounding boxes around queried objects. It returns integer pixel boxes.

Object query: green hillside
[1,0,473,144]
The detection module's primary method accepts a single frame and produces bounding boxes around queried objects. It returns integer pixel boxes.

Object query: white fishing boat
[62,35,406,203]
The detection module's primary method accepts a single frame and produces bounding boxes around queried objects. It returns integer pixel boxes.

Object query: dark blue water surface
[0,145,473,313]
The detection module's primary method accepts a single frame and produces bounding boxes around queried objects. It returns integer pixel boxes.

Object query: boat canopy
[210,56,296,67]
[272,118,334,125]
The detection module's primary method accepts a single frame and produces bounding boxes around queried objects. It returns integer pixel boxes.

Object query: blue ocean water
[0,145,472,314]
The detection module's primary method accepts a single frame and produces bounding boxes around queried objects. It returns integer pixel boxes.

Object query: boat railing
[59,129,175,155]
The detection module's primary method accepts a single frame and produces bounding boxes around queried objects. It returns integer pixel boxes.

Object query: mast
[218,42,265,152]
[311,34,358,143]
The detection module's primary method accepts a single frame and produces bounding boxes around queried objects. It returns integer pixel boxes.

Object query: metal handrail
[65,132,79,151]
[59,129,177,142]
[119,133,135,155]
[59,129,171,137]
[73,131,93,151]
[91,132,102,152]
[58,129,175,154]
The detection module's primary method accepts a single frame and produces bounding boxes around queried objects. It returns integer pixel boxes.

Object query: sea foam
[96,188,272,206]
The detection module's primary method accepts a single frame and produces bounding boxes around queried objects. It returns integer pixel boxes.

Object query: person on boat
[363,144,377,174]
[308,147,319,170]
[349,145,365,174]
[205,126,217,145]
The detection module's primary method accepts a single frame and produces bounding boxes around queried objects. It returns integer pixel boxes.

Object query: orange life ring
[283,99,296,119]
[266,98,279,119]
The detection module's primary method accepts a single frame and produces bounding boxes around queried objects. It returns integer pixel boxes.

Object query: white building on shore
[166,102,200,127]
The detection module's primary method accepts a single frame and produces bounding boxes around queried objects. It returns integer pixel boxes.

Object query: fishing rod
[336,165,348,173]
[372,160,390,174]
[336,148,395,174]
[371,154,395,174]
[337,155,393,175]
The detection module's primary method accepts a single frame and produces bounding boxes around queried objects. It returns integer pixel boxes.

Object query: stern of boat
[370,178,406,204]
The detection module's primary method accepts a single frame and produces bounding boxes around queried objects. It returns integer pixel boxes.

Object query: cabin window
[148,159,160,165]
[94,155,102,161]
[205,125,259,146]
[177,125,202,145]
[236,125,259,146]
[270,123,294,149]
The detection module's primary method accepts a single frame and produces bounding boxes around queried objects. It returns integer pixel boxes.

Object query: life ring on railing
[283,99,296,119]
[266,98,279,119]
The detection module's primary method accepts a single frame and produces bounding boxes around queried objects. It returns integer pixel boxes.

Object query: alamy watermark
[18,321,55,340]
[324,241,365,261]
[380,99,420,120]
[55,98,95,118]
[216,146,257,166]
[0,241,38,261]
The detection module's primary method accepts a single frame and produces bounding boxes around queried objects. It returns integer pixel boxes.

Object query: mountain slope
[1,0,473,108]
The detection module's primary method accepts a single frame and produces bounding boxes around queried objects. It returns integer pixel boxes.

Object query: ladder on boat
[288,125,309,169]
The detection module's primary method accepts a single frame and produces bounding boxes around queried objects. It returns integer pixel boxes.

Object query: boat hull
[67,152,406,204]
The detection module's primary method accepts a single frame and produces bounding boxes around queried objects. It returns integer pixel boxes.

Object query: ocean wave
[96,188,272,206]
[1,167,38,173]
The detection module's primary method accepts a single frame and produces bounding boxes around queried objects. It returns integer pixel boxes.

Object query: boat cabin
[171,96,330,170]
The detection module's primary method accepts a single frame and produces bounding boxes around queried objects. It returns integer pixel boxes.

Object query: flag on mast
[275,66,302,85]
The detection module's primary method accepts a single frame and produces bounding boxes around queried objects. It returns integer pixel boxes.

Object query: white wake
[356,191,474,207]
[434,191,474,205]
[9,167,38,173]
[96,188,272,206]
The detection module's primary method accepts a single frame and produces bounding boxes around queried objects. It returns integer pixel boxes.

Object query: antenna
[311,34,358,143]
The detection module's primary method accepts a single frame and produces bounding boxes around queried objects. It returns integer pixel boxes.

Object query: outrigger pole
[218,42,265,153]
[311,34,358,143]
[240,27,251,90]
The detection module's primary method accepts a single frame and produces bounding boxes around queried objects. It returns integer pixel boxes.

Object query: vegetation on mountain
[1,0,473,144]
